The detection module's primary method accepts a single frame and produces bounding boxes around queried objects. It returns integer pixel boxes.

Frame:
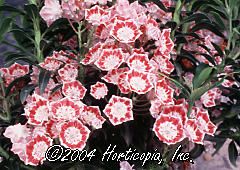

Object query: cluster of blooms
[2,50,106,165]
[152,99,217,145]
[0,0,226,167]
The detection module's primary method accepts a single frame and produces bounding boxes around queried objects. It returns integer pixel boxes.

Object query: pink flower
[4,124,31,143]
[52,51,78,65]
[90,82,108,99]
[80,106,106,129]
[200,88,222,107]
[103,95,133,126]
[84,0,110,5]
[102,67,129,85]
[59,120,90,149]
[58,64,78,82]
[95,24,111,39]
[155,29,174,56]
[153,53,174,75]
[81,43,102,65]
[40,0,62,26]
[184,119,205,144]
[126,53,153,72]
[115,1,137,19]
[62,80,87,100]
[26,135,52,165]
[149,99,163,118]
[161,105,188,125]
[153,115,185,145]
[126,69,153,94]
[50,97,82,121]
[155,78,174,104]
[61,0,85,21]
[45,119,61,138]
[8,63,29,77]
[26,98,50,125]
[146,2,172,23]
[95,48,125,71]
[145,18,161,40]
[222,79,237,88]
[194,108,217,136]
[117,72,131,94]
[39,57,62,71]
[0,63,29,86]
[120,161,135,170]
[31,126,47,138]
[85,5,110,25]
[110,19,142,43]
[183,72,194,87]
[11,142,28,163]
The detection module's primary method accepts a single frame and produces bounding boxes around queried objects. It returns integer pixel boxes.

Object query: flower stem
[28,0,43,63]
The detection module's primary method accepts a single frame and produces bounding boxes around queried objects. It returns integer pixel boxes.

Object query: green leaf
[5,76,30,97]
[191,21,225,38]
[44,18,69,34]
[201,4,228,19]
[0,18,12,41]
[11,24,35,47]
[24,4,39,20]
[181,13,211,24]
[20,84,36,103]
[175,32,201,40]
[225,105,240,118]
[38,69,51,94]
[165,21,177,30]
[212,136,226,155]
[0,5,25,15]
[228,141,238,167]
[5,53,35,66]
[190,144,205,159]
[172,0,182,24]
[197,53,216,66]
[211,42,224,57]
[190,78,224,101]
[193,64,213,89]
[50,84,62,95]
[210,11,226,30]
[9,28,34,43]
[141,0,168,12]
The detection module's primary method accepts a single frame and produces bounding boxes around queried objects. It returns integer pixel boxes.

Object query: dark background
[0,0,27,66]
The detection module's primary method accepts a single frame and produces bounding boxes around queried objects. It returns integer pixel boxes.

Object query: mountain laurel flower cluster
[1,0,239,169]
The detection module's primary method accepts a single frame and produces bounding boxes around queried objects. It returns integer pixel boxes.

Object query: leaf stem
[159,72,191,97]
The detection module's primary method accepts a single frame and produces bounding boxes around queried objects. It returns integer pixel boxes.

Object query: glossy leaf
[228,141,238,167]
[38,69,51,95]
[211,42,224,57]
[20,84,36,103]
[181,13,211,24]
[190,144,205,159]
[193,64,213,89]
[0,5,25,15]
[5,76,30,97]
[191,21,225,38]
[141,0,168,12]
[0,18,12,41]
